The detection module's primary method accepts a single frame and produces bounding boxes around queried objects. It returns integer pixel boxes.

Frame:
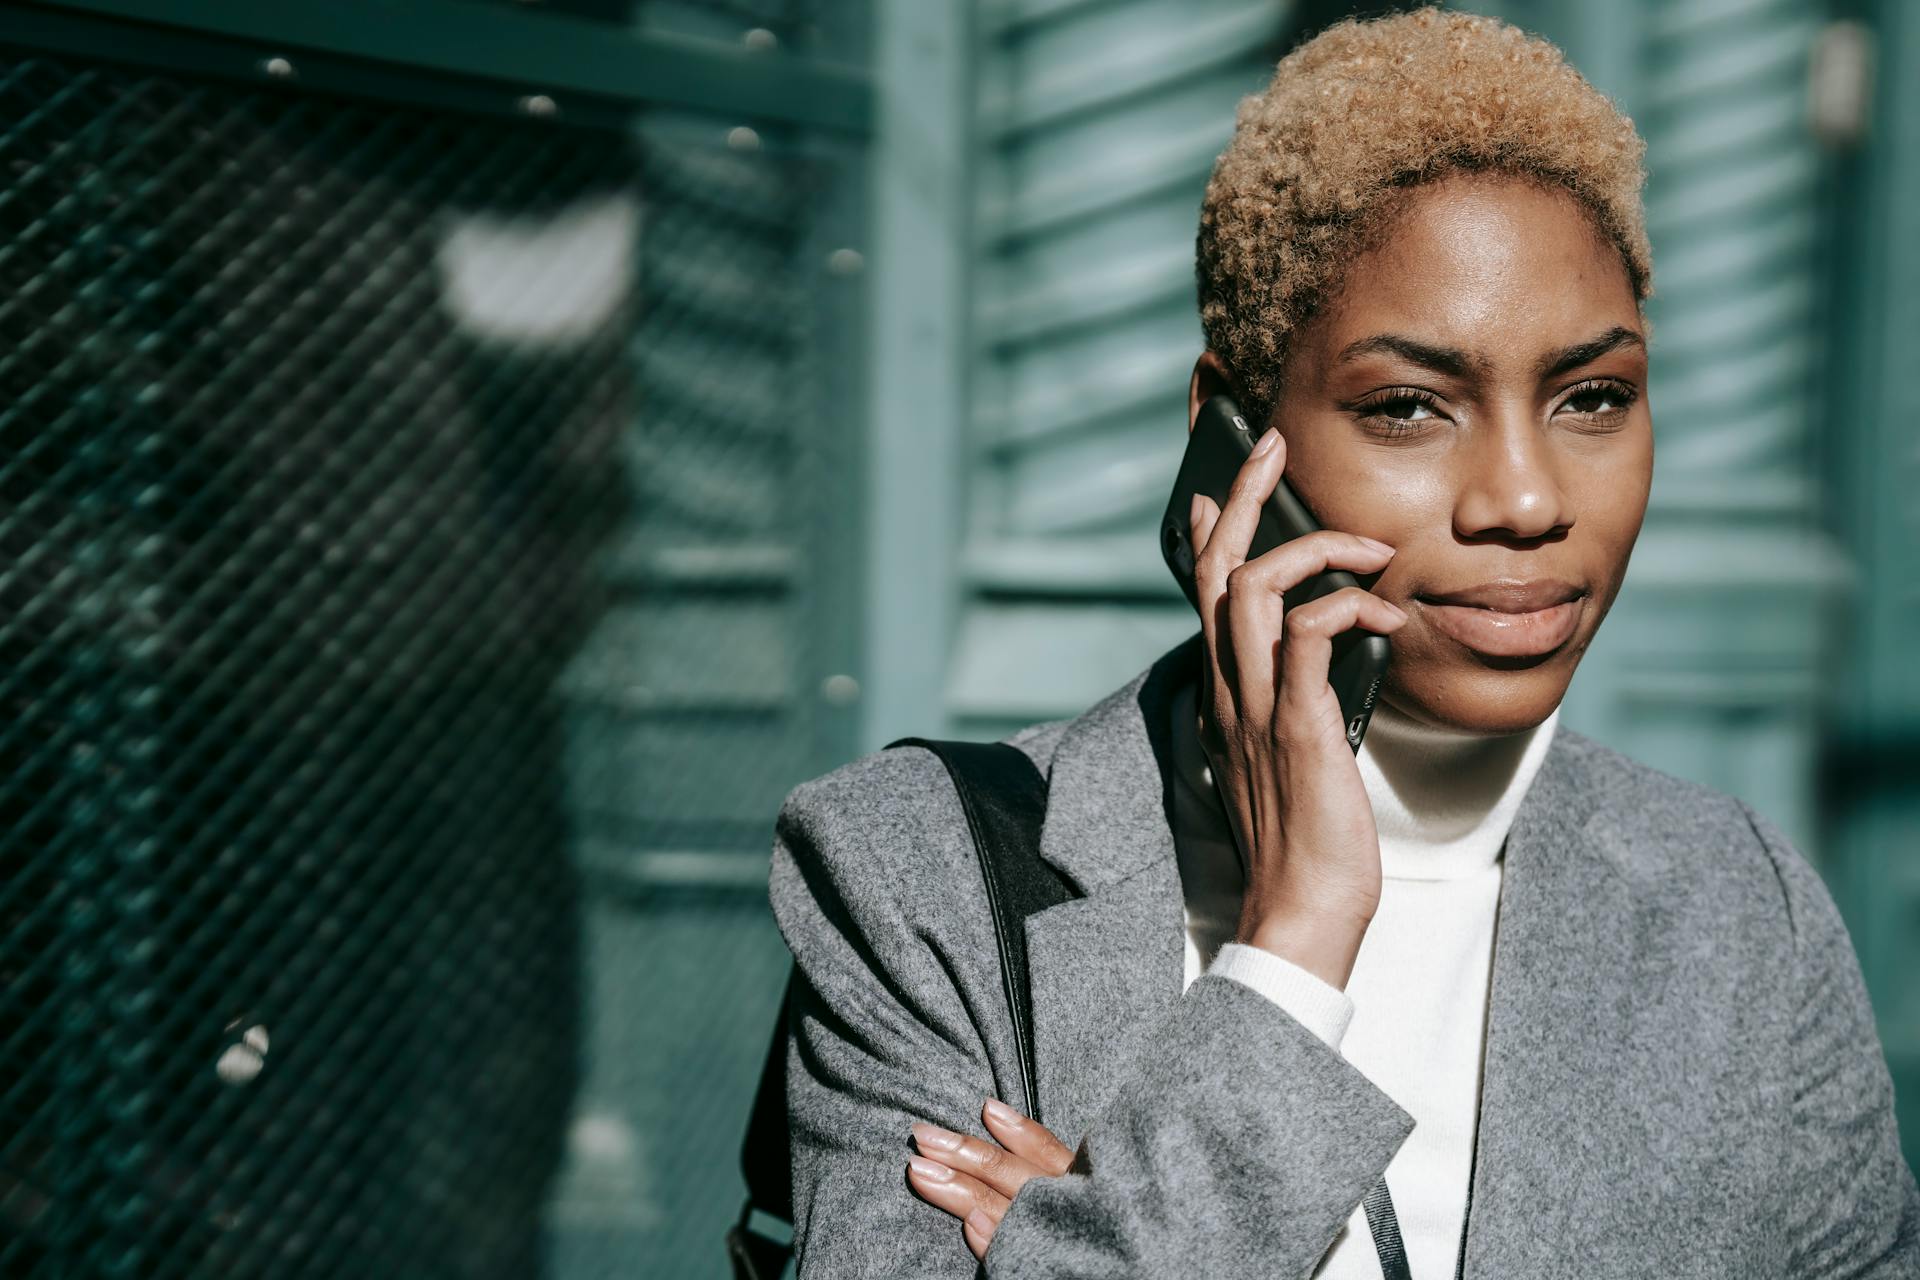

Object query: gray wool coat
[766,630,1920,1277]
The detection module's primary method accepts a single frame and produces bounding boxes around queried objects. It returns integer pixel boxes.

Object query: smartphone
[1159,394,1392,753]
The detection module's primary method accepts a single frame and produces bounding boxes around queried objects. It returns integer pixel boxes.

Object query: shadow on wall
[0,56,636,1275]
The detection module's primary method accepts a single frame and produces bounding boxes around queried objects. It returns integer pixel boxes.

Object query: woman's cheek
[1308,471,1440,553]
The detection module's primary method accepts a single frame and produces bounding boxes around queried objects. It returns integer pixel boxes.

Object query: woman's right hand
[1188,425,1408,990]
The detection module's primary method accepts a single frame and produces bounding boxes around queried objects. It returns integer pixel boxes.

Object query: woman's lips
[1418,596,1584,657]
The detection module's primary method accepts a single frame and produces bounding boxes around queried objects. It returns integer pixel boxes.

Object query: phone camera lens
[1162,522,1193,574]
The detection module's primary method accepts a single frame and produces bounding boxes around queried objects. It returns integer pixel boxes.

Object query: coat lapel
[1020,631,1201,1140]
[1016,631,1640,1261]
[1460,733,1640,1268]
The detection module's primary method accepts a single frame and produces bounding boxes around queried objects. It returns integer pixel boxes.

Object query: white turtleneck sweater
[1169,677,1560,1280]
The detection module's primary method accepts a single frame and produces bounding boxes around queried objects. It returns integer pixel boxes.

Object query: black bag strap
[728,968,799,1279]
[886,737,1074,1121]
[1360,1161,1473,1280]
[1363,1177,1413,1280]
[729,738,1067,1280]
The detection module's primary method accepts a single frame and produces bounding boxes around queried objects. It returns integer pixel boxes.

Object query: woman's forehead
[1299,177,1645,377]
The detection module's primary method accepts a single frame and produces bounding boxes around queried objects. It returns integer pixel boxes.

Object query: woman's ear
[1187,351,1236,433]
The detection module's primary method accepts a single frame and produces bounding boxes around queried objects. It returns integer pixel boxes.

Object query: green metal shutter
[951,0,1292,739]
[1817,0,1920,1175]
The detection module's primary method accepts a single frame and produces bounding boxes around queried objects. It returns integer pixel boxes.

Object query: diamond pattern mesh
[0,45,835,1278]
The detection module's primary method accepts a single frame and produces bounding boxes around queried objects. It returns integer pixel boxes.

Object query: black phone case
[1160,395,1392,753]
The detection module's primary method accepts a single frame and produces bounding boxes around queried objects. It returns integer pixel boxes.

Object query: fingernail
[1387,601,1408,620]
[908,1154,954,1182]
[1251,427,1279,457]
[983,1097,1022,1126]
[967,1209,994,1235]
[1360,536,1394,554]
[912,1122,961,1152]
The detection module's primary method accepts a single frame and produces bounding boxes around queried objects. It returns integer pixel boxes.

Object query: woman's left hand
[905,1098,1076,1260]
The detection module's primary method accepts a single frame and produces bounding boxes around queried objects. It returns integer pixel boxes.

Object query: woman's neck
[1355,697,1560,881]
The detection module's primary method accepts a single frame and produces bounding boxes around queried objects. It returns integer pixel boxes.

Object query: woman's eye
[1562,381,1636,417]
[1357,390,1443,435]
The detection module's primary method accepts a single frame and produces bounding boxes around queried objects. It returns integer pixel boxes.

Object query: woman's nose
[1451,412,1573,543]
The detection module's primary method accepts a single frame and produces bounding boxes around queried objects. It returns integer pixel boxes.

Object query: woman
[768,9,1919,1276]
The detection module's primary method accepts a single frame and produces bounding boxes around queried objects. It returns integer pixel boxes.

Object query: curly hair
[1196,6,1652,423]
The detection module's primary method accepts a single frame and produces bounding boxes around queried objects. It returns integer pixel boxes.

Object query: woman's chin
[1380,666,1571,737]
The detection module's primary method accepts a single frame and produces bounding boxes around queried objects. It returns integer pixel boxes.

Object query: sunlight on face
[1268,173,1654,734]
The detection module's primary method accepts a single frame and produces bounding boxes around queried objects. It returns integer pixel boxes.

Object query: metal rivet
[519,94,559,119]
[743,27,778,50]
[260,56,296,79]
[826,248,864,276]
[726,125,761,151]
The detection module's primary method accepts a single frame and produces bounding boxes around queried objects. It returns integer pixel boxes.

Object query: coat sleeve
[767,751,1415,1279]
[1739,801,1920,1275]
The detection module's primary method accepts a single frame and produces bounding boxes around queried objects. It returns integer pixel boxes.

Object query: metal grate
[0,45,838,1276]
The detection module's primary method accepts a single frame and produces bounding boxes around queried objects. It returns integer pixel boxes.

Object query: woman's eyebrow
[1332,325,1646,382]
[1535,325,1645,379]
[1333,334,1476,377]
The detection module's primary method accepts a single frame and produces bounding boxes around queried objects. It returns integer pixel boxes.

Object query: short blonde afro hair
[1197,6,1652,421]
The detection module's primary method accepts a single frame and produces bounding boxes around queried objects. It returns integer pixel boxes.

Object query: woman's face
[1191,172,1654,734]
